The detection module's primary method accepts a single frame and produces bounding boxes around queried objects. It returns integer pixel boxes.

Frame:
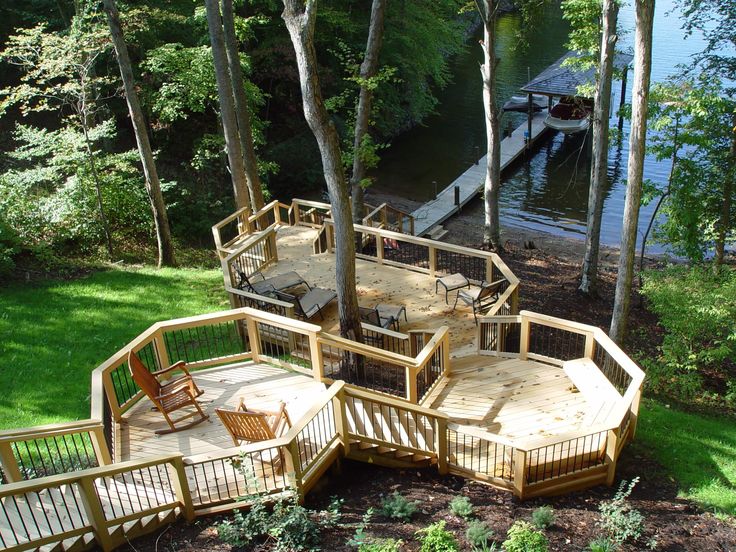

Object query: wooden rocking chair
[128,350,209,435]
[215,399,292,446]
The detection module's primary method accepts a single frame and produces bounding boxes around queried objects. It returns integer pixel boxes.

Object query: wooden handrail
[446,422,516,448]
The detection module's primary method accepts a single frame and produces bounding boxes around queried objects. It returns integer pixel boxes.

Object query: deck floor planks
[427,357,590,441]
[262,225,483,352]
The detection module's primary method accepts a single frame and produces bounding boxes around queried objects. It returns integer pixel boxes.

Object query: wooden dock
[411,112,550,237]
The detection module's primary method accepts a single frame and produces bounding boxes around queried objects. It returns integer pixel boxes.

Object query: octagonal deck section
[119,355,589,463]
[258,224,481,354]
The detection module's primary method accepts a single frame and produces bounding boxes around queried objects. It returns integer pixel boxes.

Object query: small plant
[598,478,645,545]
[348,508,375,547]
[380,491,419,522]
[502,521,549,552]
[465,519,495,551]
[416,520,459,552]
[449,495,474,519]
[531,505,554,530]
[588,536,618,552]
[318,495,344,527]
[358,538,404,552]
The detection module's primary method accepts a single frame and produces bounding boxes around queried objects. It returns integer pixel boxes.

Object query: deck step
[425,225,448,241]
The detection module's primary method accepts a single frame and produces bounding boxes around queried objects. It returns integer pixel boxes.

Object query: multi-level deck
[0,199,643,552]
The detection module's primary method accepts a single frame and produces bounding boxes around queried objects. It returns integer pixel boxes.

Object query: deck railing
[475,310,645,497]
[0,454,192,552]
[362,202,415,235]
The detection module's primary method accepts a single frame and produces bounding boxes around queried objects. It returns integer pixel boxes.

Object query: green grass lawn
[637,399,736,516]
[0,266,229,429]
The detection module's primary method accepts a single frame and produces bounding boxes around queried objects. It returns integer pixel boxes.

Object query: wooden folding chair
[128,350,209,435]
[215,399,292,446]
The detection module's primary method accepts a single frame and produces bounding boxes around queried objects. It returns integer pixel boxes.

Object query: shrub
[416,520,459,552]
[358,538,404,552]
[502,521,548,552]
[598,478,645,546]
[640,266,736,400]
[465,519,495,550]
[531,505,554,530]
[448,495,474,519]
[380,492,419,522]
[588,536,618,552]
[218,493,320,551]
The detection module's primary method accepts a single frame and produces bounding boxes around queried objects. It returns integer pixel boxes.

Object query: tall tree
[350,0,387,225]
[102,0,176,267]
[204,0,251,213]
[281,0,363,341]
[477,0,502,250]
[609,0,655,343]
[579,0,620,296]
[221,0,264,213]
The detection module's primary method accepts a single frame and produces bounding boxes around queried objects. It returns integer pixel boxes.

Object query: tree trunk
[204,0,252,213]
[479,0,501,250]
[81,124,114,260]
[579,0,619,296]
[282,0,363,341]
[714,112,735,267]
[102,0,176,267]
[350,0,386,225]
[221,0,265,213]
[610,0,655,344]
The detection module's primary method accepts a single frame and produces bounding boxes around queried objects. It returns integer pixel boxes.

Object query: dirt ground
[125,199,735,551]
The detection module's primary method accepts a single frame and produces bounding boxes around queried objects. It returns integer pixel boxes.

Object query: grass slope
[638,399,736,516]
[0,267,228,429]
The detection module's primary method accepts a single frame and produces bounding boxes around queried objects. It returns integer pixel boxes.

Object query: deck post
[153,330,171,370]
[406,365,418,404]
[436,417,448,475]
[245,316,261,364]
[442,331,452,377]
[169,457,195,522]
[333,387,350,456]
[513,449,527,499]
[519,315,531,360]
[583,332,595,359]
[605,428,620,486]
[78,475,116,551]
[285,440,304,496]
[376,235,384,264]
[0,442,22,482]
[428,246,437,278]
[526,93,533,151]
[309,333,324,382]
[90,426,113,466]
[629,389,642,440]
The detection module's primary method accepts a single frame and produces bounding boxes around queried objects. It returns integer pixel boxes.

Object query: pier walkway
[411,111,549,237]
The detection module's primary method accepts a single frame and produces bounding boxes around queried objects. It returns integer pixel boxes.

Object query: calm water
[373,0,710,248]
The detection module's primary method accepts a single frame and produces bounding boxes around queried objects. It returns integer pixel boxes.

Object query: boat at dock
[543,96,592,135]
[502,94,548,113]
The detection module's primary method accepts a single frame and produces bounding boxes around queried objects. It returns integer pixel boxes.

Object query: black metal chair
[359,306,395,330]
[452,279,506,323]
[275,288,337,321]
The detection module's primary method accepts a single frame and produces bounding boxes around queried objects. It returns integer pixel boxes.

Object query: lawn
[0,266,229,429]
[637,399,736,516]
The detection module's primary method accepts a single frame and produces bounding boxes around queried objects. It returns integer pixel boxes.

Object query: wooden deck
[119,363,327,461]
[425,355,590,440]
[263,224,481,354]
[411,112,550,237]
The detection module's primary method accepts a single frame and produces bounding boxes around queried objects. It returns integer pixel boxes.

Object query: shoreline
[365,189,635,270]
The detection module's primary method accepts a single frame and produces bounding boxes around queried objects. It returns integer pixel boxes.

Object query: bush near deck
[640,265,736,401]
[0,267,227,429]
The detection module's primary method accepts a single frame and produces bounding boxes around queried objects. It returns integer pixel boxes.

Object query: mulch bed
[125,242,736,551]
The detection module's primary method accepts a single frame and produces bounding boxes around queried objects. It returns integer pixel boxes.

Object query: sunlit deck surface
[264,224,480,353]
[425,355,590,441]
[120,356,587,463]
[119,363,326,462]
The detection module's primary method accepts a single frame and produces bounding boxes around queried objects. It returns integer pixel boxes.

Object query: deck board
[262,225,483,353]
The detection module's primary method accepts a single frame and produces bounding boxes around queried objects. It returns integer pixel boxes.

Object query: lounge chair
[127,350,209,435]
[235,269,310,296]
[215,399,292,446]
[359,306,395,330]
[452,279,506,323]
[275,288,337,321]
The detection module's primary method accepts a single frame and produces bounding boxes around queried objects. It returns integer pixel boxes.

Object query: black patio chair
[452,279,506,323]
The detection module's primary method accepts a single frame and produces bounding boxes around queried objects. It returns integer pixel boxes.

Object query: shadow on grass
[637,399,736,516]
[0,267,227,428]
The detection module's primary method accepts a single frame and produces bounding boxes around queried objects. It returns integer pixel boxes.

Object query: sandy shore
[365,189,627,269]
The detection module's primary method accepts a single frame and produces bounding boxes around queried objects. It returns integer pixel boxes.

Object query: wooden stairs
[347,440,436,469]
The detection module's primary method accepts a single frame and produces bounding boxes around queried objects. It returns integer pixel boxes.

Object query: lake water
[372,0,710,249]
